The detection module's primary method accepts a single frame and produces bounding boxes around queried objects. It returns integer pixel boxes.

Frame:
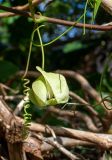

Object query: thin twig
[14,96,27,115]
[0,0,42,17]
[0,5,112,31]
[0,83,18,94]
[33,134,80,160]
[0,95,23,101]
[69,91,98,116]
[43,106,100,132]
[56,69,112,130]
[56,70,112,114]
[41,136,94,152]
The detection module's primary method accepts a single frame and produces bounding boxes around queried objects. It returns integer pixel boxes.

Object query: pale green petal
[29,88,47,107]
[53,74,69,103]
[36,66,69,104]
[29,89,38,106]
[31,76,48,107]
[36,66,54,99]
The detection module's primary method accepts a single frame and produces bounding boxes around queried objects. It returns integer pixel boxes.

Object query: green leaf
[29,66,69,108]
[63,41,87,53]
[0,60,18,82]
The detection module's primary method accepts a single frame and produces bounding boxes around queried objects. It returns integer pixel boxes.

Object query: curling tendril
[22,18,45,138]
[22,78,31,137]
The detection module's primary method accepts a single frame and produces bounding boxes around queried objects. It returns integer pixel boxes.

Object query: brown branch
[0,98,25,160]
[0,5,112,31]
[41,136,94,152]
[0,97,112,157]
[28,122,112,150]
[0,5,32,17]
[56,70,112,130]
[7,143,24,160]
[16,0,43,10]
[0,0,43,17]
[23,136,93,159]
[70,91,103,130]
[75,111,100,132]
[13,96,27,115]
[0,0,112,19]
[0,98,43,159]
[0,95,23,101]
[23,136,42,159]
[69,91,98,116]
[43,106,100,132]
[0,97,14,125]
[34,134,80,160]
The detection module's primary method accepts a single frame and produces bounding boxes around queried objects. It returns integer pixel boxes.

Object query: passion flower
[29,66,69,107]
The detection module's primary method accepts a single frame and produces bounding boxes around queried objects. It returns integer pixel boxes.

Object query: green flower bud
[29,66,69,108]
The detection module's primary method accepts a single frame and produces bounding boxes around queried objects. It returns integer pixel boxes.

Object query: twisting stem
[22,0,36,138]
[23,29,35,78]
[83,0,89,35]
[23,23,45,78]
[36,25,45,70]
[33,14,84,48]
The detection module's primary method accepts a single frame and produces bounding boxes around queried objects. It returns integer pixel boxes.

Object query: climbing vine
[22,0,104,138]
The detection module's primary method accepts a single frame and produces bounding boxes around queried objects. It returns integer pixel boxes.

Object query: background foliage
[1,0,112,96]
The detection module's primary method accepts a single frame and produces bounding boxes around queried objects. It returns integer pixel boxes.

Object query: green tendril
[23,29,35,78]
[22,25,35,138]
[33,14,84,48]
[36,24,45,70]
[83,0,89,35]
[23,22,46,78]
[90,0,95,25]
[62,95,112,110]
[22,78,31,138]
[22,0,36,138]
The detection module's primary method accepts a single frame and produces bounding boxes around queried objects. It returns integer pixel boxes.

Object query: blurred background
[0,0,112,74]
[0,0,112,77]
